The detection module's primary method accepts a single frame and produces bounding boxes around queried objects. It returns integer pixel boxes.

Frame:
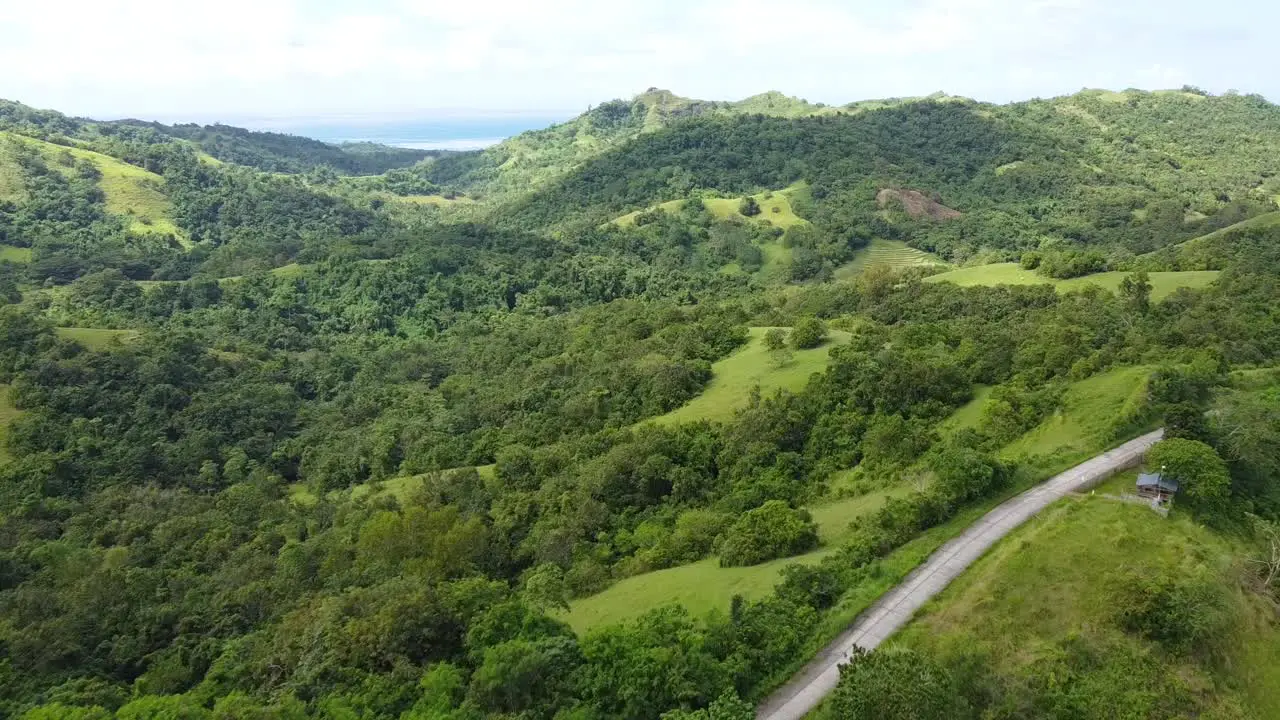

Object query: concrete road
[756,429,1164,720]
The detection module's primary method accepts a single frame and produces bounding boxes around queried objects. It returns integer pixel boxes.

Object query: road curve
[756,429,1165,720]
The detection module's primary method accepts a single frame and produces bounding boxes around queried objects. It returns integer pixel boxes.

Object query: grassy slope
[0,245,32,262]
[1001,365,1153,466]
[835,238,949,279]
[53,327,141,349]
[925,263,1219,301]
[0,384,18,464]
[562,483,915,633]
[897,497,1280,718]
[613,186,808,231]
[649,326,851,426]
[1,131,186,243]
[1153,210,1280,254]
[940,384,992,433]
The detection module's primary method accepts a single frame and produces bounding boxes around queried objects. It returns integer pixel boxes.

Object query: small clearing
[0,384,19,464]
[0,245,32,263]
[611,185,809,231]
[649,326,851,426]
[925,263,1219,301]
[54,327,141,350]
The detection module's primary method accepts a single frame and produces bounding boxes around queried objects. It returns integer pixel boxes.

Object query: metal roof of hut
[1136,472,1179,494]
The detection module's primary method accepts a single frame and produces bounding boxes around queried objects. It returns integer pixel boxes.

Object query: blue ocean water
[265,116,570,151]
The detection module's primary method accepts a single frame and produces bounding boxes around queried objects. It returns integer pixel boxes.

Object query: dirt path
[756,429,1164,720]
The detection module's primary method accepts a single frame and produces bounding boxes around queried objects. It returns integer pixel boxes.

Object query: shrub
[1113,568,1232,656]
[739,196,761,217]
[826,647,969,720]
[719,500,819,567]
[790,317,827,349]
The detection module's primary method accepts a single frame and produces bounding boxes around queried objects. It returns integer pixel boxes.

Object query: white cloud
[0,0,1273,121]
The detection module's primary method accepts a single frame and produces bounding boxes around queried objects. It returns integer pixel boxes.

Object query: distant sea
[259,115,570,151]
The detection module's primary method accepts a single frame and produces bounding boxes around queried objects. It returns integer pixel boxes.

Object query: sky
[1,0,1274,125]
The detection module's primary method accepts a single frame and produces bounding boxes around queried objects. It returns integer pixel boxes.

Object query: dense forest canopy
[0,86,1278,719]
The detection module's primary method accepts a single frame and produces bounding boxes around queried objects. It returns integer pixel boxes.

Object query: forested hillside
[0,87,1278,719]
[0,100,433,175]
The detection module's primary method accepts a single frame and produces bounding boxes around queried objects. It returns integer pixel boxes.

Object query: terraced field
[835,238,948,279]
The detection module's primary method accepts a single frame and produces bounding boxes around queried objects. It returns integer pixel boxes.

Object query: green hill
[1,131,186,242]
[425,89,839,201]
[896,498,1280,718]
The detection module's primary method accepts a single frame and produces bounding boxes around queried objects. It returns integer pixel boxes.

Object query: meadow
[0,245,32,263]
[924,263,1220,301]
[53,327,142,349]
[649,326,851,426]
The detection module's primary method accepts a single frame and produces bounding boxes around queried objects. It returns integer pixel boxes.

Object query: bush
[1146,438,1231,518]
[719,500,819,567]
[790,317,827,349]
[825,647,969,720]
[739,196,761,217]
[1113,568,1232,656]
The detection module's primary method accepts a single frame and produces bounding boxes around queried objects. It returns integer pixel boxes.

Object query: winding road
[756,429,1165,720]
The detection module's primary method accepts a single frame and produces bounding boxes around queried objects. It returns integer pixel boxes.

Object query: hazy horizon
[3,0,1276,121]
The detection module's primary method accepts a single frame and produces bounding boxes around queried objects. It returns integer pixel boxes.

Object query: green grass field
[562,483,914,633]
[835,238,949,279]
[0,384,18,464]
[54,327,141,349]
[1000,365,1153,464]
[925,263,1219,301]
[612,185,808,231]
[649,327,850,426]
[898,497,1280,718]
[940,384,993,433]
[0,245,32,263]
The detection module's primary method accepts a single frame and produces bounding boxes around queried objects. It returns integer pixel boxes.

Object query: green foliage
[789,316,826,349]
[738,196,760,217]
[1147,438,1232,517]
[1113,568,1233,656]
[719,500,819,567]
[824,647,968,720]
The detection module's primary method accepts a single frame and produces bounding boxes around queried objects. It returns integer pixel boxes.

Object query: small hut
[1136,469,1179,503]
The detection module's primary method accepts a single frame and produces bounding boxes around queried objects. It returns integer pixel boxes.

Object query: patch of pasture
[649,326,850,426]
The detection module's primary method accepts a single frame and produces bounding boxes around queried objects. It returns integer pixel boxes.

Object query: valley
[0,85,1278,720]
